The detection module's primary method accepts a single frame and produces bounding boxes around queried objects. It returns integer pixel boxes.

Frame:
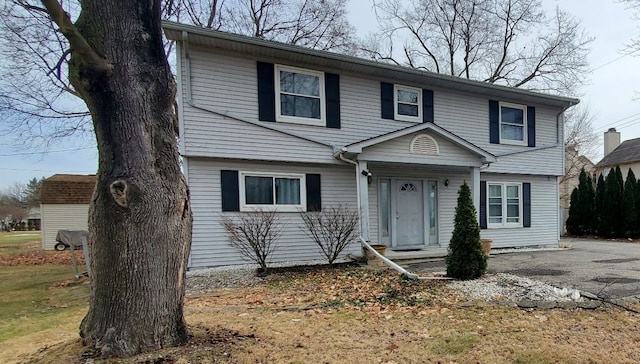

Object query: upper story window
[394,85,422,122]
[240,171,306,212]
[487,182,522,228]
[275,65,325,126]
[499,102,527,145]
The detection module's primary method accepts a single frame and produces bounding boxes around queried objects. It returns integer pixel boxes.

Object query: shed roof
[595,137,640,168]
[40,174,96,205]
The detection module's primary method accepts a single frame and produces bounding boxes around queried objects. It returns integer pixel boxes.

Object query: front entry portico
[338,122,497,252]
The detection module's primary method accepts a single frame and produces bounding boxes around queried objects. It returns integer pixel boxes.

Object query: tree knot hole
[110,180,129,207]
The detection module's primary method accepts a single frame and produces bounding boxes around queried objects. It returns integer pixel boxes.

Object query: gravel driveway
[409,238,640,300]
[489,238,640,300]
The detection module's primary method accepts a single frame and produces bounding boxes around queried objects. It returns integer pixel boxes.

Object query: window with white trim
[394,85,422,122]
[499,102,527,145]
[240,172,306,212]
[487,182,522,228]
[275,65,325,126]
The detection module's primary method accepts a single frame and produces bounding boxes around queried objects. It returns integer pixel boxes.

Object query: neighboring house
[26,207,41,230]
[559,145,594,232]
[163,22,579,268]
[594,128,640,178]
[40,174,96,250]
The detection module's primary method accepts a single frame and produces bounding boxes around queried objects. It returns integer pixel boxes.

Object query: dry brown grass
[12,267,640,364]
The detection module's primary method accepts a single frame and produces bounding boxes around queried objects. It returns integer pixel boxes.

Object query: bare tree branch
[369,0,593,95]
[40,0,112,76]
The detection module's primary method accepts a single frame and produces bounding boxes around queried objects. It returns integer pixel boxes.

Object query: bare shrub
[221,210,283,271]
[299,204,359,265]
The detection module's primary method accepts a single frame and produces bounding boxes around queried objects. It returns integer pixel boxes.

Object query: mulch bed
[0,250,86,266]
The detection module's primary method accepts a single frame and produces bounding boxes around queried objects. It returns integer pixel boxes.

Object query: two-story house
[595,128,640,178]
[163,22,578,269]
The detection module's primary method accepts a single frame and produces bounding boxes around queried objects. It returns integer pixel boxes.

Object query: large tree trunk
[41,0,192,358]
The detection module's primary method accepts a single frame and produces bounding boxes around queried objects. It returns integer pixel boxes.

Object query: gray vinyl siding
[189,48,258,121]
[480,173,559,248]
[180,47,564,175]
[434,92,563,175]
[359,132,482,167]
[187,158,358,268]
[40,204,89,250]
[182,104,337,164]
[181,49,336,164]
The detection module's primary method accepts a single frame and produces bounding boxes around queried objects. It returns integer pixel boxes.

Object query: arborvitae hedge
[445,181,487,280]
[567,165,639,239]
[566,188,580,235]
[623,169,637,237]
[600,168,624,237]
[594,174,605,234]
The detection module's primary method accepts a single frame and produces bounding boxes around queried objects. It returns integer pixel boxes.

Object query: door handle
[396,212,399,219]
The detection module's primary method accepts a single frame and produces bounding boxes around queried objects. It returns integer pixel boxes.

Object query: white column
[358,161,370,241]
[470,167,481,221]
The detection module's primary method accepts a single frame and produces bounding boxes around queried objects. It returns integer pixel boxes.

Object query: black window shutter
[325,73,340,129]
[489,100,499,144]
[257,62,276,122]
[527,106,536,147]
[381,82,394,119]
[523,182,531,227]
[221,170,240,212]
[306,174,321,211]
[480,180,487,229]
[422,89,434,123]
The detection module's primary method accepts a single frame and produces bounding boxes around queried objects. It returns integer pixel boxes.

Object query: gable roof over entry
[40,174,96,204]
[338,122,497,165]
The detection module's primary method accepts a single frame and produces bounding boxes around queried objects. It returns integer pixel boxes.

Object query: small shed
[40,174,96,250]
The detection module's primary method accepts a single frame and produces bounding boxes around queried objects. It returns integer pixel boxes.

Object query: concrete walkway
[406,238,640,300]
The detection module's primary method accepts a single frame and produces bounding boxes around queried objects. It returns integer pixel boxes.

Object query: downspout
[557,101,576,241]
[359,237,451,281]
[336,149,451,281]
[336,149,361,233]
[182,31,193,104]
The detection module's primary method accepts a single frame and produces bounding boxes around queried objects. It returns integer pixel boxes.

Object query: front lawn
[14,265,640,364]
[0,231,42,255]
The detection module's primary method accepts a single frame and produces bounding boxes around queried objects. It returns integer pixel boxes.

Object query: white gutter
[359,237,452,281]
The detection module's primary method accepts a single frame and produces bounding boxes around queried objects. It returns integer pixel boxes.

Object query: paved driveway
[408,239,640,299]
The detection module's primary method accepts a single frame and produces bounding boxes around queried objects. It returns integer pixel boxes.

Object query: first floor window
[487,182,522,227]
[241,172,305,211]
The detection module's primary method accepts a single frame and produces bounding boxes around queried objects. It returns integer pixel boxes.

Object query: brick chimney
[604,128,621,156]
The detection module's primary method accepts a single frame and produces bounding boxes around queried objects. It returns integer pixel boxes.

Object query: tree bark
[41,0,192,358]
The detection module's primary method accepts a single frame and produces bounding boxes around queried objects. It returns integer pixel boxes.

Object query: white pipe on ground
[359,237,452,281]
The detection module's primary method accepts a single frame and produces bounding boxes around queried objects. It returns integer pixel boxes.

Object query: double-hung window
[394,85,422,122]
[487,182,522,228]
[499,102,527,145]
[240,172,306,212]
[275,65,325,126]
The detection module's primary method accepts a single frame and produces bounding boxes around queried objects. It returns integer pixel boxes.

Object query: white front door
[393,180,424,249]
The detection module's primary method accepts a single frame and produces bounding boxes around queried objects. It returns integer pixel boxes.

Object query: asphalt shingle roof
[595,137,640,168]
[40,174,96,204]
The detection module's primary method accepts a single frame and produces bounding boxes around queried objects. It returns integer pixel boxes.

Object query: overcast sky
[0,0,638,190]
